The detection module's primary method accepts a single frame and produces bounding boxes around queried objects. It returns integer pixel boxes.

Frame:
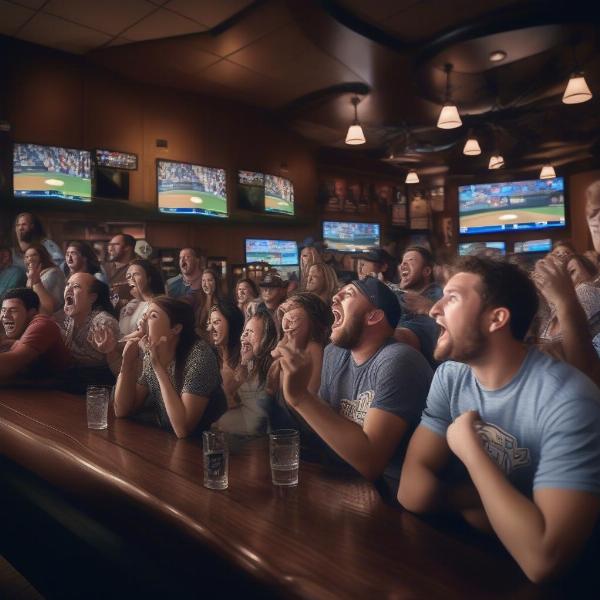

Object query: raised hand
[271,335,312,407]
[27,261,42,286]
[446,410,484,464]
[402,291,434,315]
[90,324,118,354]
[532,256,576,308]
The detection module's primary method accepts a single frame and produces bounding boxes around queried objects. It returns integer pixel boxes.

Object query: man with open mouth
[273,276,433,499]
[0,287,70,382]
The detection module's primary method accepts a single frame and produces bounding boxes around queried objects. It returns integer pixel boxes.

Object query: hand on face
[446,410,484,463]
[532,256,576,308]
[26,261,42,285]
[271,335,312,407]
[139,333,168,369]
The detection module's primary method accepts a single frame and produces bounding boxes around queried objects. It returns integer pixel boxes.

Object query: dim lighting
[539,164,556,179]
[488,154,504,169]
[405,170,419,184]
[562,72,592,104]
[345,97,366,145]
[463,135,481,156]
[437,64,462,129]
[489,50,507,63]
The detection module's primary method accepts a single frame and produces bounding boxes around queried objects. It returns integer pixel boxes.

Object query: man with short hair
[0,245,26,296]
[259,273,287,314]
[274,276,432,496]
[166,248,203,311]
[356,247,392,282]
[392,247,442,368]
[0,287,70,381]
[398,257,600,583]
[11,212,63,269]
[102,233,137,308]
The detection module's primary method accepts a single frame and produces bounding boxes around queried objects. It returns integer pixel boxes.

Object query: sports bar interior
[0,0,600,598]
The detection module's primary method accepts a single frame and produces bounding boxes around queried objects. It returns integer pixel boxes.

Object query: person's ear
[366,308,385,326]
[488,307,509,333]
[423,266,432,280]
[171,323,183,336]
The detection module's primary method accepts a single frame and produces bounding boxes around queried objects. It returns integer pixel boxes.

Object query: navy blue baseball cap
[351,276,402,329]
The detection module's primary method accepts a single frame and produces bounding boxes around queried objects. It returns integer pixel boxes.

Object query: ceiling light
[562,72,592,104]
[463,135,481,156]
[405,170,419,184]
[488,154,504,169]
[345,97,366,145]
[489,50,507,63]
[539,164,556,179]
[437,64,462,129]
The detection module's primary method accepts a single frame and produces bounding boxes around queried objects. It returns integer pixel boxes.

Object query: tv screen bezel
[321,220,382,253]
[13,141,93,204]
[457,177,567,236]
[156,158,228,219]
[94,148,138,171]
[513,238,553,254]
[244,238,299,266]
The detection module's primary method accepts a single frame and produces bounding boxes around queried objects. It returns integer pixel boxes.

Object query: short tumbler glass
[86,385,110,430]
[203,430,229,490]
[269,429,300,486]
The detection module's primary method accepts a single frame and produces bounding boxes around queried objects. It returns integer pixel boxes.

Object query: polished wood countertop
[0,389,555,599]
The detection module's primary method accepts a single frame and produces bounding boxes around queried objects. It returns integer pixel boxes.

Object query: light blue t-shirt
[421,347,600,496]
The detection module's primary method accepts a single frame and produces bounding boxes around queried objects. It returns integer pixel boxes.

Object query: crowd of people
[2,182,600,583]
[157,161,226,198]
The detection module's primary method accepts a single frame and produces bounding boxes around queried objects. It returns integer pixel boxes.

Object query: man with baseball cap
[356,247,394,282]
[273,276,433,497]
[259,272,287,314]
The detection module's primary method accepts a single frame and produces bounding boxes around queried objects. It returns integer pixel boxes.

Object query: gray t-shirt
[320,339,433,483]
[137,339,227,435]
[421,347,600,496]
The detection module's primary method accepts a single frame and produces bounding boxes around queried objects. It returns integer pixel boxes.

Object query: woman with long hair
[234,277,259,316]
[299,246,321,291]
[114,296,226,438]
[304,262,339,306]
[25,242,66,314]
[119,258,165,336]
[195,268,223,335]
[213,304,278,435]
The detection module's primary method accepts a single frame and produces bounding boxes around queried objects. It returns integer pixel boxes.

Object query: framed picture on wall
[391,188,408,227]
[409,189,431,230]
[430,186,445,212]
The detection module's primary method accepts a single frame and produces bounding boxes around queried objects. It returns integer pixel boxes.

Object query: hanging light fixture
[562,72,592,104]
[488,154,504,169]
[463,131,481,156]
[437,64,462,129]
[539,164,556,179]
[405,170,419,184]
[345,97,366,145]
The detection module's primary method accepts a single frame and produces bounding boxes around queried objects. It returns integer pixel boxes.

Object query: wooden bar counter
[0,389,589,599]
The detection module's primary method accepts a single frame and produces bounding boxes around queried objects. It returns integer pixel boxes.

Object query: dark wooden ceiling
[2,0,600,181]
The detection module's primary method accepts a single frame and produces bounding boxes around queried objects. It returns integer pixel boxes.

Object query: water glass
[86,385,110,430]
[203,431,229,490]
[269,429,299,486]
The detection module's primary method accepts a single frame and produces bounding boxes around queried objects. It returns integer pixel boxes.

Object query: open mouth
[2,320,15,334]
[241,342,252,354]
[64,295,75,308]
[331,306,343,329]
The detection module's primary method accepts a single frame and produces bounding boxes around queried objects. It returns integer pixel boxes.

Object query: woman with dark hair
[25,243,66,314]
[63,240,104,280]
[119,258,165,336]
[114,296,227,438]
[196,267,223,336]
[234,277,259,316]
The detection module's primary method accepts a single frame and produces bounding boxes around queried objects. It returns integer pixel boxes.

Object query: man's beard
[331,311,364,349]
[433,321,487,363]
[19,230,34,243]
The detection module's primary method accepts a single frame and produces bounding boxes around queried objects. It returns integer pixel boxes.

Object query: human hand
[139,334,167,370]
[402,291,434,315]
[27,262,42,286]
[90,324,118,354]
[532,256,576,308]
[446,410,484,464]
[271,336,312,407]
[266,358,282,396]
[222,360,242,398]
[122,337,141,367]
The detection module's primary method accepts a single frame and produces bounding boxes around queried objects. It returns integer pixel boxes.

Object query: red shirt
[15,314,71,377]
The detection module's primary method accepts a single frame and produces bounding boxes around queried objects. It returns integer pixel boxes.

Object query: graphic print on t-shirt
[476,422,530,475]
[340,390,374,426]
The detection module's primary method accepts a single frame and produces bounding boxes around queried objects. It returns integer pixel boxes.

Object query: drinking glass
[269,429,299,486]
[203,431,229,490]
[86,385,110,430]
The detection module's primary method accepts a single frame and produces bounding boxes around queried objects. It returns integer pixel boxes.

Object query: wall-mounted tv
[323,221,381,253]
[157,160,227,218]
[458,241,506,256]
[245,239,299,266]
[95,149,137,170]
[95,168,130,201]
[265,174,294,215]
[13,143,91,203]
[238,170,265,212]
[514,238,552,254]
[458,177,565,235]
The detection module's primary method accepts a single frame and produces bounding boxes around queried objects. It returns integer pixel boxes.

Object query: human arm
[447,411,600,583]
[0,342,41,380]
[27,265,59,315]
[113,339,147,418]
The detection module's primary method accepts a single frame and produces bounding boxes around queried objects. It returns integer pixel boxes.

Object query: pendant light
[562,72,592,104]
[405,170,419,184]
[539,164,556,179]
[488,154,504,169]
[345,97,366,145]
[437,64,462,129]
[463,131,481,156]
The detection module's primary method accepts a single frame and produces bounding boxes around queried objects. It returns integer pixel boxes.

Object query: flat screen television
[157,160,227,218]
[95,149,137,170]
[238,170,265,212]
[13,143,92,203]
[265,174,294,215]
[323,221,381,253]
[245,239,299,266]
[458,177,565,235]
[458,241,506,256]
[95,167,129,200]
[514,238,552,253]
